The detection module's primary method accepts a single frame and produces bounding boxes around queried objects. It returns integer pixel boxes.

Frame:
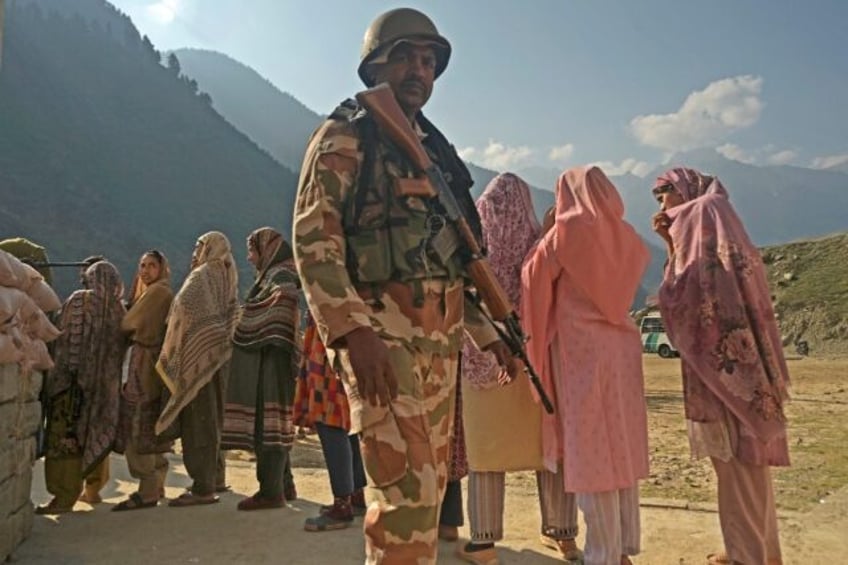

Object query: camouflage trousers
[338,279,464,564]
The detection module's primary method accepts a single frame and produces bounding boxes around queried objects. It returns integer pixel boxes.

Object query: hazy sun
[147,0,180,25]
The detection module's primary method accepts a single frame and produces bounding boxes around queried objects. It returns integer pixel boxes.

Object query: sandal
[707,552,734,564]
[112,492,158,512]
[540,535,583,562]
[168,492,219,507]
[35,498,74,515]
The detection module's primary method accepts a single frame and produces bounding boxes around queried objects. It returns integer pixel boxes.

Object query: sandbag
[0,332,24,365]
[0,287,28,323]
[18,297,61,342]
[28,278,61,312]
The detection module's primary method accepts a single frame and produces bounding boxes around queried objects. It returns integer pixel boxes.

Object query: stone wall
[0,362,42,561]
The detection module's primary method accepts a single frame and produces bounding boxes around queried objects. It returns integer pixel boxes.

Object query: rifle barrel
[22,261,89,268]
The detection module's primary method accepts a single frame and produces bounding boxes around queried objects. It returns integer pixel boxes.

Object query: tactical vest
[331,100,482,303]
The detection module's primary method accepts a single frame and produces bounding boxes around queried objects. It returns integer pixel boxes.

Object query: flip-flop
[168,492,219,507]
[112,492,158,512]
[707,552,732,564]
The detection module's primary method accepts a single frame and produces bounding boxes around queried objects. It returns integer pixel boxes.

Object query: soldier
[293,8,519,564]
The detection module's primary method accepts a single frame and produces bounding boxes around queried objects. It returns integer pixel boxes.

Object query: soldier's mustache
[401,79,426,91]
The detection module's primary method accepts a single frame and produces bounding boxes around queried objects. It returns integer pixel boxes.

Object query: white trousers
[576,485,641,565]
[467,467,578,542]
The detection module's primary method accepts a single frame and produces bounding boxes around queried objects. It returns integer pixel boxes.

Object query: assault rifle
[356,83,555,414]
[21,260,90,268]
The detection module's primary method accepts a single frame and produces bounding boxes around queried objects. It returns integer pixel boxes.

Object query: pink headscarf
[463,173,540,389]
[521,167,649,465]
[653,166,727,201]
[655,167,790,447]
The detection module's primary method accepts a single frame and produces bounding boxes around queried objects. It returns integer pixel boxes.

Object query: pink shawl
[521,166,649,469]
[655,168,790,447]
[462,173,540,389]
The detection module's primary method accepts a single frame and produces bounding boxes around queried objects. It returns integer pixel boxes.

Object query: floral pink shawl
[462,173,541,389]
[655,167,790,453]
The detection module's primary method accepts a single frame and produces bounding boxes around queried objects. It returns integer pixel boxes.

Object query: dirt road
[13,357,848,564]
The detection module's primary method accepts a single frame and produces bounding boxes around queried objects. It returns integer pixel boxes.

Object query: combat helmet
[358,8,451,86]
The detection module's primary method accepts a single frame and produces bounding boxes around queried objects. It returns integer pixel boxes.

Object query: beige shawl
[155,232,238,435]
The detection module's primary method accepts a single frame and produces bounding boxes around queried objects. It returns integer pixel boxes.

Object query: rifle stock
[356,84,433,172]
[356,83,555,414]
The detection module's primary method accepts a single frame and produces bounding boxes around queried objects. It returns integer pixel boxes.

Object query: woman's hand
[651,212,673,245]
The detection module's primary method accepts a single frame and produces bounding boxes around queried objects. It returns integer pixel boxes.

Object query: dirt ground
[13,357,848,564]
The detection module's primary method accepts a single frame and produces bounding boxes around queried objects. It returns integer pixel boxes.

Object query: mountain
[515,165,560,192]
[762,232,848,355]
[0,0,298,296]
[173,48,323,173]
[170,49,848,310]
[620,149,848,246]
[171,48,560,218]
[465,162,555,220]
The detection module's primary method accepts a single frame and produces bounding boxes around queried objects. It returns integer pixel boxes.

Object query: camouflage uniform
[293,113,498,563]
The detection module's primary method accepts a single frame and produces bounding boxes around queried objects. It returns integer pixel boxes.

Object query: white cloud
[766,150,797,166]
[716,143,757,164]
[714,144,798,166]
[810,153,848,170]
[548,144,575,163]
[147,0,180,24]
[630,75,764,151]
[589,158,653,178]
[459,140,534,171]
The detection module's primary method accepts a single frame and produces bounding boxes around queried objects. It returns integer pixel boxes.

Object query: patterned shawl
[233,227,300,350]
[462,173,540,389]
[522,166,649,469]
[654,167,790,443]
[155,231,239,435]
[293,311,351,430]
[49,261,126,474]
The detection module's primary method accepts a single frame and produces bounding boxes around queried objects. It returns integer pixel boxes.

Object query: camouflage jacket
[292,112,498,352]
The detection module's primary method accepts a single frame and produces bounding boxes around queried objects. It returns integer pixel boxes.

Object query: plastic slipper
[168,492,219,507]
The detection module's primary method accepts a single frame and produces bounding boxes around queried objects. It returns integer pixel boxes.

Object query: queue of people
[22,7,792,565]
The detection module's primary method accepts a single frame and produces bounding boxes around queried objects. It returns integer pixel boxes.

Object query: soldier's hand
[344,326,399,406]
[484,340,522,386]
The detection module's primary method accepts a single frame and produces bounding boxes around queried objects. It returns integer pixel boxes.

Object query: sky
[109,0,848,177]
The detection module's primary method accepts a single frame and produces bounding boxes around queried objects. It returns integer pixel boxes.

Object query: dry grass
[285,356,848,515]
[640,356,848,512]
